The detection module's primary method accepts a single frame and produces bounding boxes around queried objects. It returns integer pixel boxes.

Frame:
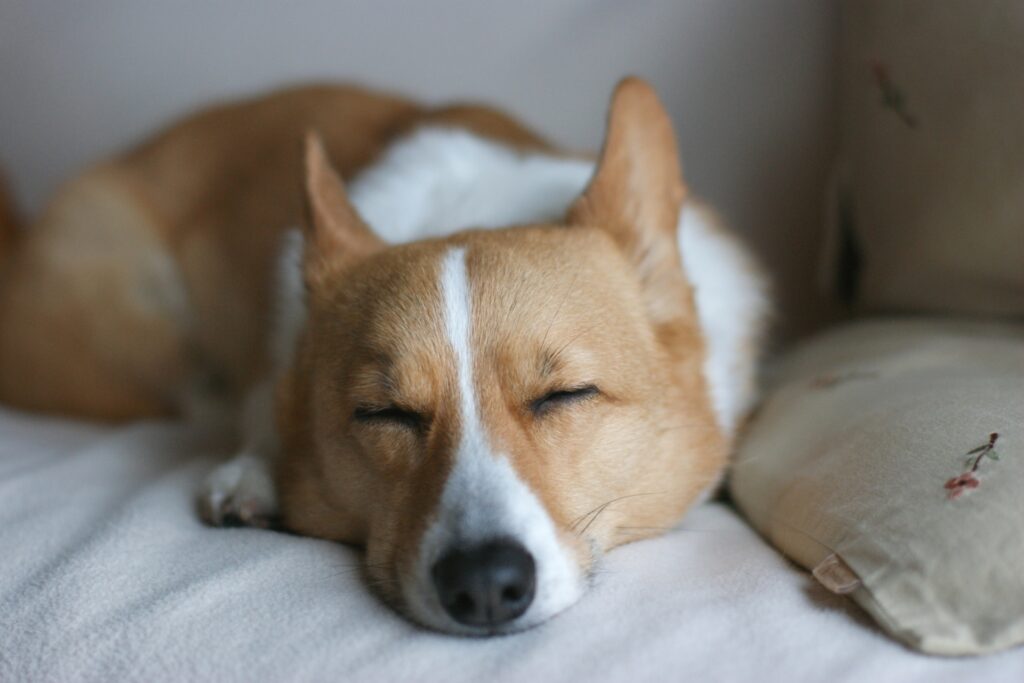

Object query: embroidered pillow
[730,318,1024,655]
[826,1,1024,315]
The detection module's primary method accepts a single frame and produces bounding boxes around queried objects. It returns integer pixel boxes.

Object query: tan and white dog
[0,78,767,634]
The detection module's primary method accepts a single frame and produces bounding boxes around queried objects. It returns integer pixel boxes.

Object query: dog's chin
[403,598,581,638]
[360,538,602,636]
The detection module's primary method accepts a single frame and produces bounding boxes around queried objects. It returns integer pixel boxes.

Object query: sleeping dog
[0,78,768,634]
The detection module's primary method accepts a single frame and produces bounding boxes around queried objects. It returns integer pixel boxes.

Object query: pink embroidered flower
[944,472,980,500]
[944,433,1000,501]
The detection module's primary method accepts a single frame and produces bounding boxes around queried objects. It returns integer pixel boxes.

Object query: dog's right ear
[303,132,383,284]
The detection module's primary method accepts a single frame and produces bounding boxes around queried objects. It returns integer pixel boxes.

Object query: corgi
[0,78,768,634]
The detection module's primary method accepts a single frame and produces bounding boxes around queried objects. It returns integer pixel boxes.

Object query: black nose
[431,540,536,628]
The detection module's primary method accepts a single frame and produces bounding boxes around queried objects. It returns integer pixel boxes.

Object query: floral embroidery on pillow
[945,433,1001,500]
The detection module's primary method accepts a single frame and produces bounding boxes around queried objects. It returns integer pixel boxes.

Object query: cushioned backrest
[829,1,1024,316]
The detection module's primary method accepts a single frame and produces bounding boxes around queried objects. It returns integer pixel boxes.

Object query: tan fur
[280,79,726,607]
[0,79,732,623]
[0,84,547,419]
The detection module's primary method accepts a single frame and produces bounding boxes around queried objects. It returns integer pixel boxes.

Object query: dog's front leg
[199,381,280,528]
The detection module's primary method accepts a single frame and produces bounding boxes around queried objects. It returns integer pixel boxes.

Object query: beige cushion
[731,318,1024,655]
[832,1,1024,315]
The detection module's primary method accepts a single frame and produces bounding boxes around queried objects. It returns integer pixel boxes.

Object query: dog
[0,78,768,634]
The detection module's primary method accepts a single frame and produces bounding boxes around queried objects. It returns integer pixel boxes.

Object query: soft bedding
[1,408,1023,682]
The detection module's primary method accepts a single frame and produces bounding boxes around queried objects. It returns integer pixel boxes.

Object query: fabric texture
[830,1,1024,316]
[731,318,1024,655]
[3,406,1024,680]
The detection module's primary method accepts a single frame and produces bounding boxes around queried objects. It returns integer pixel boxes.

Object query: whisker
[570,491,666,537]
[573,501,613,536]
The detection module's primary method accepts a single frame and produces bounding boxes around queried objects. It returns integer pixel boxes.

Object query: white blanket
[1,408,1021,681]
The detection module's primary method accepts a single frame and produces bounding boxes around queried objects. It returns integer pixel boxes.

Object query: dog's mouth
[360,532,598,636]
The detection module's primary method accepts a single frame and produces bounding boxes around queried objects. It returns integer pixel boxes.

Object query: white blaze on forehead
[440,248,485,454]
[405,247,583,633]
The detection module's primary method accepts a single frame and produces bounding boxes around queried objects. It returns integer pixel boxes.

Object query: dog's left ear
[303,132,383,286]
[568,78,694,328]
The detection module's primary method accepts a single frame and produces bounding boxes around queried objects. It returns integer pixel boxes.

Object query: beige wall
[0,0,840,340]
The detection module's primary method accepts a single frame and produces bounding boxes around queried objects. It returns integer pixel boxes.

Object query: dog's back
[0,84,547,420]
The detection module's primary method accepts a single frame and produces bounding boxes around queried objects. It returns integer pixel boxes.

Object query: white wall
[0,0,840,337]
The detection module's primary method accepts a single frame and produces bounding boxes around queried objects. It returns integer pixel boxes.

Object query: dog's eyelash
[530,384,600,417]
[353,405,424,430]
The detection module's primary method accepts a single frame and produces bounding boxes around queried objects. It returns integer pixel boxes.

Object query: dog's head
[275,79,726,634]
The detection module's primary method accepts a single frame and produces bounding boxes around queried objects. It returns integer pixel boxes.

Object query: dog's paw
[199,454,280,529]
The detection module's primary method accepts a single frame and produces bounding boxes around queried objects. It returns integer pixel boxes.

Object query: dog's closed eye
[530,384,600,417]
[353,405,425,431]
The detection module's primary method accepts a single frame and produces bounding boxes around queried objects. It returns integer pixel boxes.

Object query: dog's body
[0,85,549,419]
[0,80,768,634]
